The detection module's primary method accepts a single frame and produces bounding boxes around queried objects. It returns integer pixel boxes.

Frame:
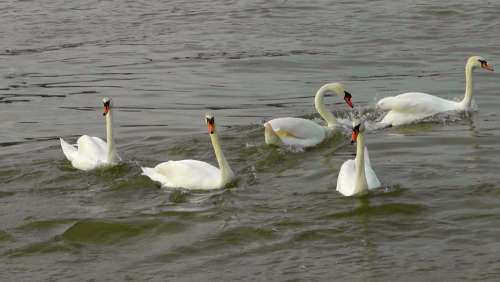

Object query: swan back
[77,135,108,162]
[377,92,460,126]
[144,160,221,190]
[265,117,327,147]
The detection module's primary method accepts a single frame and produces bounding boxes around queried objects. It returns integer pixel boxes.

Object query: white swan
[264,82,353,147]
[336,120,381,197]
[141,113,234,190]
[60,97,120,171]
[377,56,493,127]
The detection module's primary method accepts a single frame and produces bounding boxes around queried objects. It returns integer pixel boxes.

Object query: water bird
[141,113,234,190]
[60,97,120,171]
[336,119,380,197]
[376,56,493,127]
[264,82,353,148]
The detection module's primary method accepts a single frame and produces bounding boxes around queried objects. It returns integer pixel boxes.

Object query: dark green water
[1,0,500,280]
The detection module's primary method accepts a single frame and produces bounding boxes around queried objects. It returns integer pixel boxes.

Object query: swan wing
[377,92,459,126]
[60,138,77,161]
[142,159,221,190]
[364,147,381,190]
[60,136,107,170]
[377,92,458,114]
[265,117,326,147]
[336,159,357,197]
[76,135,108,163]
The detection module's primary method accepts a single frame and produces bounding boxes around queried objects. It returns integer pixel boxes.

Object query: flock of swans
[59,56,493,197]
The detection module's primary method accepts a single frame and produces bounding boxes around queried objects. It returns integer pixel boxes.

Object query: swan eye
[206,117,215,124]
[103,101,111,116]
[343,91,353,108]
[478,59,487,66]
[351,125,360,143]
[353,124,360,132]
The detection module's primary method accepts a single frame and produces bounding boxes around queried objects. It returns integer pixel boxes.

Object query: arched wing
[76,135,108,162]
[363,147,381,190]
[336,159,356,196]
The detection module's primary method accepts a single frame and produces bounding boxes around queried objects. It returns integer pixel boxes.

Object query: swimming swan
[60,97,120,171]
[264,82,353,147]
[377,56,493,127]
[336,119,380,197]
[141,113,235,190]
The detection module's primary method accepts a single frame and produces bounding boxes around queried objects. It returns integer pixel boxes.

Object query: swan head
[351,119,365,144]
[468,56,494,71]
[102,97,112,116]
[205,112,216,134]
[324,82,353,108]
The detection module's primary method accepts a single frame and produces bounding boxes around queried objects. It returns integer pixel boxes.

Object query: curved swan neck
[106,110,117,163]
[460,61,474,109]
[314,85,337,127]
[210,132,234,186]
[354,133,368,195]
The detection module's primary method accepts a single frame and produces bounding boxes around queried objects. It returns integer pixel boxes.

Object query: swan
[264,82,353,147]
[60,97,120,171]
[141,113,235,190]
[336,119,381,197]
[377,56,494,127]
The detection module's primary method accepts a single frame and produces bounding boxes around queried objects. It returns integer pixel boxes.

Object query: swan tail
[264,122,281,146]
[60,138,77,161]
[141,166,171,187]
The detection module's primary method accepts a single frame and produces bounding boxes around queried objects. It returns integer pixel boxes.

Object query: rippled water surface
[1,0,500,281]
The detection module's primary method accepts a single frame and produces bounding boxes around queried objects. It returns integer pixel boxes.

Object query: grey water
[1,0,500,281]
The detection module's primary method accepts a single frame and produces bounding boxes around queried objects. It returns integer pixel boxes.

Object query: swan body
[264,117,327,147]
[336,121,380,197]
[264,83,353,147]
[60,97,120,171]
[377,56,493,127]
[141,160,222,190]
[141,113,234,190]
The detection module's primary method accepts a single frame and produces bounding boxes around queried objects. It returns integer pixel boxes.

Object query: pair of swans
[264,56,494,144]
[263,82,380,196]
[60,100,234,190]
[337,55,494,196]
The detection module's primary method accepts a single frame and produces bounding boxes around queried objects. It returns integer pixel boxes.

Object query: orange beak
[103,104,110,116]
[481,62,494,71]
[351,130,358,144]
[207,122,215,134]
[344,97,353,108]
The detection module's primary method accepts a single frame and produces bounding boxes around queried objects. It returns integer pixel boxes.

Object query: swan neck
[461,62,474,108]
[354,133,368,195]
[106,110,117,163]
[210,132,234,186]
[314,86,336,127]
